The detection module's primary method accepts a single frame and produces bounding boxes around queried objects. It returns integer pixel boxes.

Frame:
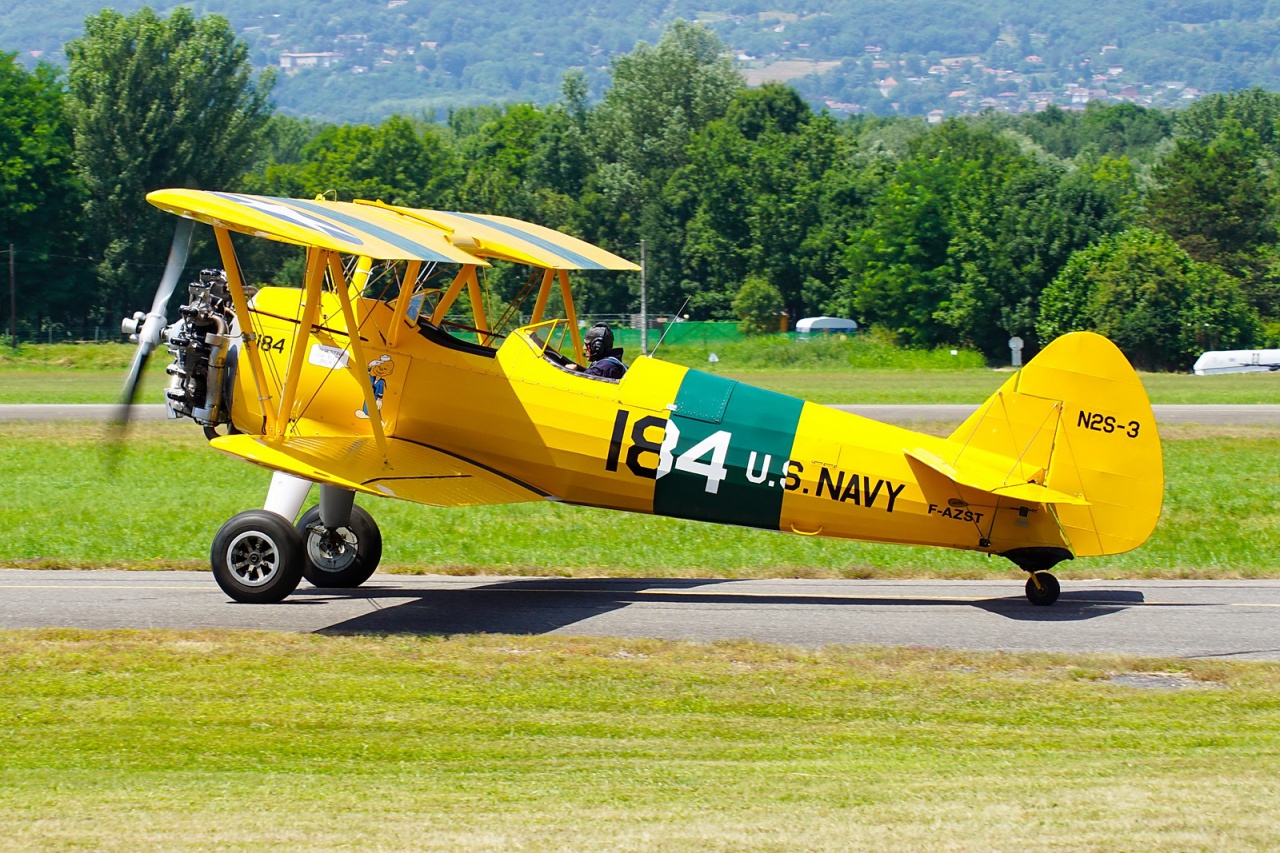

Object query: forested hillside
[6,12,1280,374]
[4,0,1280,121]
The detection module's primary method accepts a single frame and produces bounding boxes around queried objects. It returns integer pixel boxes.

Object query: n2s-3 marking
[1077,409,1140,438]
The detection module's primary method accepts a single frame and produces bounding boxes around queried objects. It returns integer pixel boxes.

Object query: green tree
[456,103,548,220]
[672,85,854,321]
[842,117,1141,357]
[593,20,744,181]
[1018,102,1172,161]
[1145,120,1277,284]
[525,74,636,316]
[940,161,1129,357]
[732,275,784,335]
[1182,263,1264,356]
[839,120,1029,348]
[1037,229,1260,371]
[65,6,274,321]
[588,21,744,316]
[249,114,325,172]
[1176,88,1280,158]
[0,53,83,332]
[249,116,459,208]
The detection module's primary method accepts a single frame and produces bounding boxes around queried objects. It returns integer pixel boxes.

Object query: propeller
[111,218,195,436]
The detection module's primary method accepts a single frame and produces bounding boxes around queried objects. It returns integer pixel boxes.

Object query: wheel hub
[305,524,359,573]
[226,532,280,586]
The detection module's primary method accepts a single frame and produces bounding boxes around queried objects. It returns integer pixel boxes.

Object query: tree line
[3,9,1279,369]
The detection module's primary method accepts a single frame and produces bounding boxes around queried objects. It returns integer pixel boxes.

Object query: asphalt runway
[4,403,1280,424]
[2,570,1279,660]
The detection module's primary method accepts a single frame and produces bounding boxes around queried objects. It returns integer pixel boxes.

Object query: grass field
[0,342,168,403]
[2,421,1278,577]
[3,340,1280,404]
[4,344,1280,850]
[8,366,1280,404]
[1,630,1278,851]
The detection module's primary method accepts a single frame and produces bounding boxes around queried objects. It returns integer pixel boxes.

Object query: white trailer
[1192,349,1280,374]
[796,316,858,334]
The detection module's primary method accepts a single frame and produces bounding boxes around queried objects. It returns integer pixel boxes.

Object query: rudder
[947,332,1163,558]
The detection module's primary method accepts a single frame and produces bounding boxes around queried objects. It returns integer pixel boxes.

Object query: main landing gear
[1003,547,1072,607]
[211,472,382,603]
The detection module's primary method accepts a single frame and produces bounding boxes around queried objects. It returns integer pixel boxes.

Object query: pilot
[577,322,627,380]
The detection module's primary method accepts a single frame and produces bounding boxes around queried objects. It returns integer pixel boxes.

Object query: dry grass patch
[0,631,1277,850]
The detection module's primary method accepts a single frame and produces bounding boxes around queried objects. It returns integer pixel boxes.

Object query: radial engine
[121,269,240,429]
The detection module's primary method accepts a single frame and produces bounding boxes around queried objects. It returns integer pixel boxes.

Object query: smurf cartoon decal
[357,354,394,419]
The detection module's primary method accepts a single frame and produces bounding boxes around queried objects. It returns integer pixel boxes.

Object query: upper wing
[148,190,638,271]
[147,190,486,265]
[367,202,640,270]
[210,434,546,507]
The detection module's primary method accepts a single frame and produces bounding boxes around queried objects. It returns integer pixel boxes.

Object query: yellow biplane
[119,190,1164,606]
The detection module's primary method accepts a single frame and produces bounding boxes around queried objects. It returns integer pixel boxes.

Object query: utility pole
[639,239,648,356]
[7,244,14,351]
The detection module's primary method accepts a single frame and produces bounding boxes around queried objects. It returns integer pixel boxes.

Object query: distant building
[279,52,343,71]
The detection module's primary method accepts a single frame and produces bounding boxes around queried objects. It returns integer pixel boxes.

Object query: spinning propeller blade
[112,218,195,432]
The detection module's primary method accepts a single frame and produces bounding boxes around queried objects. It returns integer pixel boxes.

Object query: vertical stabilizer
[948,332,1163,557]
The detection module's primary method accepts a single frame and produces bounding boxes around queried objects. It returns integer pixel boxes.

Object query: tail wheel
[1025,571,1061,607]
[211,510,304,603]
[295,504,382,589]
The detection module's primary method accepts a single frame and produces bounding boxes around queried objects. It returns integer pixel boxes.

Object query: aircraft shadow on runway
[973,589,1146,622]
[304,578,1146,636]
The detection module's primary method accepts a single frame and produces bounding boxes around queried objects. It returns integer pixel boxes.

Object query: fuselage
[226,287,1072,558]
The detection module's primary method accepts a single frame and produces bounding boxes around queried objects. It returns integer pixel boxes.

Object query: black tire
[295,504,382,588]
[1025,571,1061,606]
[211,510,304,603]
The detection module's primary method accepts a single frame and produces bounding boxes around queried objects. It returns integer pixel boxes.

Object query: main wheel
[211,510,304,603]
[1025,571,1061,606]
[295,504,382,588]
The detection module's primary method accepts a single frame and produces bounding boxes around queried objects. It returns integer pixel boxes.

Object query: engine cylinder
[163,270,238,427]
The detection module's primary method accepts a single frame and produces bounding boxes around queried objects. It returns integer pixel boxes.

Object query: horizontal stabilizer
[209,434,545,507]
[905,447,1090,506]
